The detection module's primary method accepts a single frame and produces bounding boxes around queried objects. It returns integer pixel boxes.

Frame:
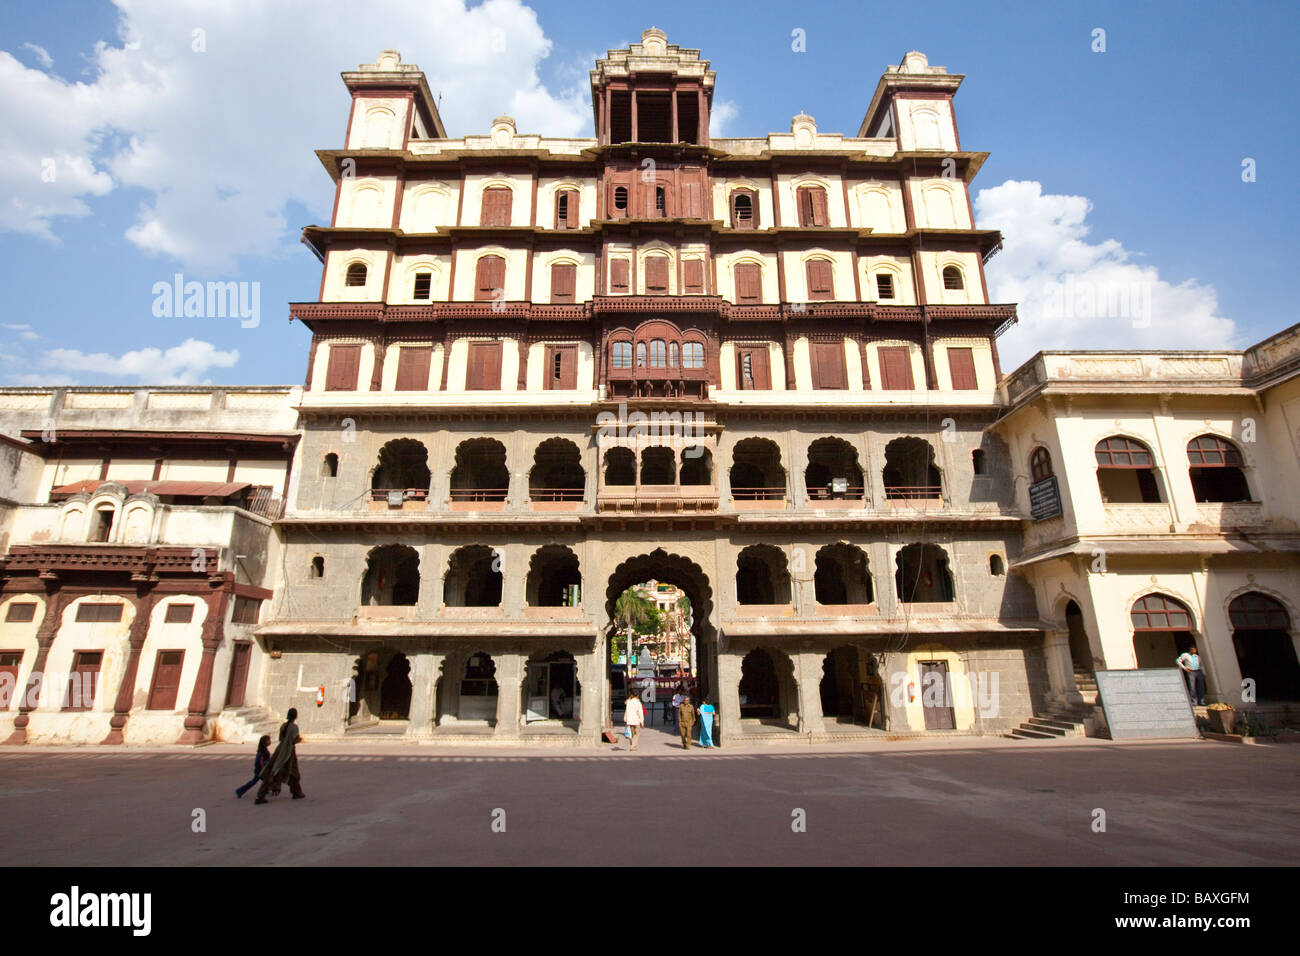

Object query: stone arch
[894,543,955,603]
[526,545,581,607]
[450,438,509,502]
[529,437,585,501]
[738,647,797,723]
[730,437,785,500]
[1228,591,1300,701]
[882,436,942,500]
[814,543,874,605]
[360,544,420,606]
[443,545,502,607]
[805,437,865,500]
[371,438,431,500]
[735,544,791,605]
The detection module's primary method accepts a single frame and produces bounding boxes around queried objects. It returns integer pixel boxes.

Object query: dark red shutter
[147,650,185,710]
[395,346,432,391]
[225,642,251,708]
[683,182,700,218]
[481,187,511,226]
[551,262,577,303]
[811,188,829,226]
[610,258,630,292]
[813,341,847,389]
[0,651,23,709]
[879,346,915,390]
[545,345,577,390]
[947,347,978,390]
[644,257,669,292]
[466,341,502,390]
[64,652,102,711]
[735,263,761,303]
[684,259,704,293]
[325,344,361,391]
[807,259,834,299]
[475,256,505,300]
[737,346,771,390]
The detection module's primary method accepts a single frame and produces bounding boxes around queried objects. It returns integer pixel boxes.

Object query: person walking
[1177,646,1207,706]
[235,734,272,798]
[697,697,716,748]
[624,690,645,751]
[254,708,306,804]
[670,688,683,729]
[678,695,696,749]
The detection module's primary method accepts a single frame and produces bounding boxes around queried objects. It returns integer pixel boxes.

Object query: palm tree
[613,586,657,664]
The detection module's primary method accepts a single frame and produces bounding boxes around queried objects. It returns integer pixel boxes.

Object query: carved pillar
[406,651,444,737]
[1042,630,1075,705]
[578,641,601,737]
[716,643,743,748]
[493,652,523,737]
[795,649,826,735]
[5,579,65,745]
[102,583,156,744]
[177,583,229,745]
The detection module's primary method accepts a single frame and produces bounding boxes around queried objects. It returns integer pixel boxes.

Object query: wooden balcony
[448,488,508,512]
[731,486,787,510]
[597,483,718,513]
[528,487,585,512]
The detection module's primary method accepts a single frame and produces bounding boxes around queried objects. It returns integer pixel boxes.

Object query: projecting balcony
[806,484,866,510]
[597,483,718,513]
[606,366,712,401]
[730,486,787,511]
[448,488,509,512]
[883,485,945,510]
[368,488,429,512]
[528,487,585,513]
[1190,501,1266,532]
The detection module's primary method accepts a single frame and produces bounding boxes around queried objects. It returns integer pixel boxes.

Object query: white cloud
[0,0,589,271]
[709,100,739,137]
[2,323,40,341]
[976,180,1237,369]
[22,42,53,69]
[33,338,238,385]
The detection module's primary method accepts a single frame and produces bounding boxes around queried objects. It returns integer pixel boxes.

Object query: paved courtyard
[2,730,1296,866]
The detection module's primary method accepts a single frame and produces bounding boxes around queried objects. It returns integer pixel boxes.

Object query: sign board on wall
[1029,476,1063,521]
[1095,669,1199,739]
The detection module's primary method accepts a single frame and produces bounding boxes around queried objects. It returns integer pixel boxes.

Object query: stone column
[406,650,443,737]
[1041,630,1075,704]
[578,642,601,739]
[177,585,228,745]
[493,652,523,737]
[716,645,743,748]
[5,581,66,745]
[501,544,526,617]
[795,648,826,735]
[102,584,156,744]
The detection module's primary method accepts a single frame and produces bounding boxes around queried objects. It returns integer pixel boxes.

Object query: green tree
[612,587,657,663]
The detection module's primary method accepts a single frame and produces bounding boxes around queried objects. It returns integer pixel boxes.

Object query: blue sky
[1,0,1295,384]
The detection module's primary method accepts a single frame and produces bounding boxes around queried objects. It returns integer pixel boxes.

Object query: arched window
[942,265,964,290]
[611,340,633,369]
[1187,435,1250,503]
[635,342,647,368]
[345,263,367,287]
[474,255,506,301]
[668,342,679,367]
[480,186,512,227]
[1095,436,1163,503]
[1030,446,1053,483]
[310,556,325,578]
[796,185,829,227]
[321,453,339,478]
[731,190,756,228]
[613,186,628,213]
[654,186,666,216]
[649,339,667,368]
[989,554,1005,576]
[681,342,704,369]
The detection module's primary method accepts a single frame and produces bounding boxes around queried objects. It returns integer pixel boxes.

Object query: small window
[989,554,1005,576]
[614,186,628,212]
[655,186,666,216]
[942,266,964,290]
[797,185,829,227]
[413,272,431,300]
[76,602,123,624]
[610,258,630,292]
[480,186,512,227]
[682,342,704,369]
[231,596,262,625]
[649,340,667,368]
[89,507,114,543]
[636,343,647,368]
[876,273,895,300]
[732,191,755,228]
[164,603,194,625]
[5,603,36,624]
[556,192,568,224]
[345,263,367,287]
[611,341,633,369]
[322,453,339,478]
[1030,447,1053,483]
[310,556,325,579]
[669,342,679,367]
[971,449,986,475]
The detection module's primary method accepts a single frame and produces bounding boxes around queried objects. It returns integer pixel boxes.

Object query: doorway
[225,642,252,708]
[918,660,955,730]
[524,651,579,722]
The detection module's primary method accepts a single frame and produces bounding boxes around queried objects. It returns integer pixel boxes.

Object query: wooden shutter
[466,341,502,390]
[806,259,834,299]
[683,259,704,293]
[481,187,511,226]
[395,346,432,391]
[0,651,21,709]
[147,650,185,711]
[734,263,761,303]
[164,603,194,624]
[947,347,978,390]
[737,346,771,390]
[225,642,251,708]
[545,345,578,390]
[610,258,630,292]
[644,256,669,292]
[879,346,915,390]
[813,341,847,389]
[325,344,361,391]
[550,262,577,303]
[811,188,829,226]
[64,652,102,711]
[555,189,579,229]
[475,256,505,300]
[683,182,701,218]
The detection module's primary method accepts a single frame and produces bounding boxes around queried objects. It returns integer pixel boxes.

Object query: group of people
[235,707,306,804]
[621,686,715,751]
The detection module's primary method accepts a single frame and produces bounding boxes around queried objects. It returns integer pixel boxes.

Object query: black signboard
[1029,475,1062,521]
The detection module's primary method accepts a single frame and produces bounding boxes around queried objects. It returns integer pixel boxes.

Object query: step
[1007,727,1057,739]
[1028,717,1077,732]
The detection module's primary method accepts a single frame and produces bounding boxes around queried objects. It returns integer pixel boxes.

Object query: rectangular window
[466,341,503,390]
[75,603,123,624]
[394,346,432,391]
[230,596,262,625]
[412,272,431,300]
[554,189,580,229]
[474,256,506,301]
[947,347,978,390]
[734,263,762,303]
[683,259,704,294]
[147,650,185,711]
[813,341,847,389]
[480,187,512,227]
[609,258,630,292]
[797,186,829,227]
[324,344,361,391]
[4,603,36,624]
[550,262,577,303]
[736,346,771,390]
[878,346,915,390]
[63,652,103,711]
[644,256,670,293]
[164,603,194,625]
[545,345,577,390]
[806,259,834,300]
[876,273,896,300]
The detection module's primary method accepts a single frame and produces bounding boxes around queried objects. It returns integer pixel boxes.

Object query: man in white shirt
[1176,646,1207,705]
[624,690,645,751]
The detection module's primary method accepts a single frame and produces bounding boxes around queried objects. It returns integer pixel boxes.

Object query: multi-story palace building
[1,31,1295,747]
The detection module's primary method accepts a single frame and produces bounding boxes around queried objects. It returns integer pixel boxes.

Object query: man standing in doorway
[255,708,306,803]
[1177,646,1207,706]
[624,689,645,751]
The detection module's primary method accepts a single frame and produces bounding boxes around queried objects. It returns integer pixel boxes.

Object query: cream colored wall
[851,180,906,233]
[387,256,450,304]
[346,96,410,150]
[712,178,777,228]
[636,244,678,295]
[783,249,856,302]
[399,181,459,232]
[919,249,983,305]
[932,337,996,391]
[523,341,597,391]
[42,460,100,497]
[774,173,848,227]
[231,461,286,486]
[453,246,529,301]
[865,341,927,390]
[894,646,979,731]
[908,178,972,230]
[0,594,44,713]
[160,460,230,480]
[105,459,155,481]
[537,178,598,228]
[322,248,386,302]
[861,254,917,305]
[895,98,959,152]
[125,597,208,741]
[462,173,532,227]
[337,176,399,229]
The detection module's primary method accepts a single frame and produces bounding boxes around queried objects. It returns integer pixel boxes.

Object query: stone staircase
[1006,701,1096,740]
[212,706,281,744]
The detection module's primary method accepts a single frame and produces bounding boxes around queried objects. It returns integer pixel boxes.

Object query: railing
[243,485,284,519]
[529,487,585,502]
[449,488,509,502]
[370,488,429,502]
[731,486,786,500]
[807,486,866,501]
[884,485,943,500]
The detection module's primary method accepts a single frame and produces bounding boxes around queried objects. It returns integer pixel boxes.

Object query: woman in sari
[697,697,716,748]
[254,708,306,803]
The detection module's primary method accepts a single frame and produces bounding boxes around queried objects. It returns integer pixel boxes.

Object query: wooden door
[0,651,22,710]
[919,661,955,730]
[225,642,251,708]
[148,650,185,711]
[466,341,502,390]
